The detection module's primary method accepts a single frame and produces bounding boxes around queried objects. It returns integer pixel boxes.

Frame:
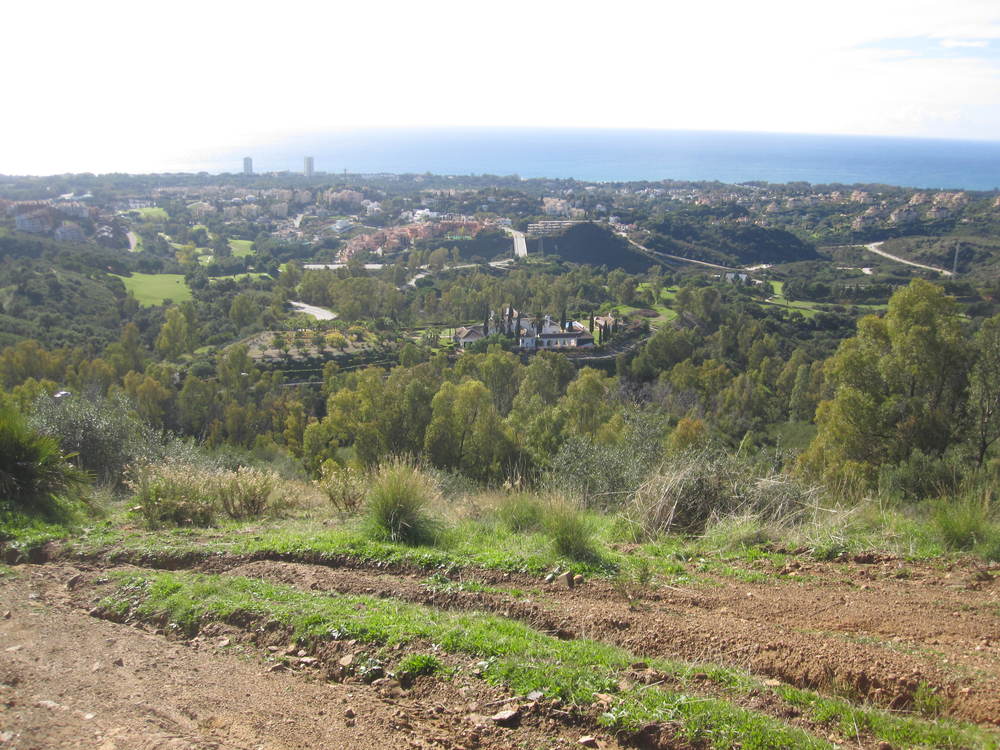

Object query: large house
[453,309,599,350]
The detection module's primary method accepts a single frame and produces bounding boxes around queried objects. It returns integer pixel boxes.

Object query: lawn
[229,239,254,257]
[135,206,168,222]
[115,273,192,306]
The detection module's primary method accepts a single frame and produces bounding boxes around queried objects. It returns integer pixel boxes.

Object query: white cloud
[939,39,990,47]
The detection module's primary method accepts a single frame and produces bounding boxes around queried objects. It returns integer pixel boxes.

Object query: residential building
[243,157,253,175]
[304,156,314,177]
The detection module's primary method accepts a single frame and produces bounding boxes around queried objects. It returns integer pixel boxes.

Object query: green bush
[878,449,963,502]
[29,393,159,486]
[364,461,440,545]
[495,492,546,533]
[0,406,88,516]
[932,492,998,552]
[545,500,598,561]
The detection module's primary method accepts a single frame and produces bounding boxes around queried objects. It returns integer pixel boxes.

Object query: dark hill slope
[531,222,662,272]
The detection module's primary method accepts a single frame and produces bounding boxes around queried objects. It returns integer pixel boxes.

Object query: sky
[3,0,1000,174]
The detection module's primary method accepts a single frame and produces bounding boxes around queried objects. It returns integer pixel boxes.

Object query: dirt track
[1,553,998,749]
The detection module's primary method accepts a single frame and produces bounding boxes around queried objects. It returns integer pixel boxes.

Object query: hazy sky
[4,0,1000,174]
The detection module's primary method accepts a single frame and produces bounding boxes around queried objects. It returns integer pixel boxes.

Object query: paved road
[289,301,337,320]
[617,233,738,271]
[500,225,528,258]
[863,241,953,277]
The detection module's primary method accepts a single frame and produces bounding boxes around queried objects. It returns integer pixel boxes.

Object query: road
[617,233,738,271]
[289,301,337,320]
[408,258,514,287]
[501,226,528,258]
[863,241,953,277]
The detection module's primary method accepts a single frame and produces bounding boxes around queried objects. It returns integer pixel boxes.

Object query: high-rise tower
[304,156,314,177]
[243,157,253,175]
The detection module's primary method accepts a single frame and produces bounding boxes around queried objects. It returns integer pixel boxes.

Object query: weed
[495,493,546,533]
[396,653,445,680]
[912,680,949,718]
[545,500,598,562]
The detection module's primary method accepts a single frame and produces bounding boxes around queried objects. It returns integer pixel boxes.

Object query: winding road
[863,241,953,277]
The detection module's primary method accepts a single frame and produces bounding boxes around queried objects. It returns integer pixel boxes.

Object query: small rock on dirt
[578,737,600,748]
[112,657,124,667]
[544,573,555,584]
[556,571,574,589]
[344,707,356,719]
[572,574,585,586]
[338,654,355,668]
[65,573,83,589]
[490,708,520,726]
[526,690,544,702]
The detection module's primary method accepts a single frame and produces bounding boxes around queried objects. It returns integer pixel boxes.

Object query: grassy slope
[229,239,254,257]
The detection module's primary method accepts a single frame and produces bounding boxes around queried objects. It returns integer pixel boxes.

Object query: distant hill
[531,223,662,272]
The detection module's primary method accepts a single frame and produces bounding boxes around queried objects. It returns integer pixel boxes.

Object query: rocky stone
[578,737,599,748]
[526,690,544,702]
[1,610,10,619]
[344,707,356,719]
[338,654,355,668]
[544,573,555,584]
[572,574,585,586]
[490,708,520,727]
[112,657,124,667]
[65,573,83,589]
[556,571,574,589]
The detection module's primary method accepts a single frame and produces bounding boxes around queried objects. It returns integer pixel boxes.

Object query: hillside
[0,234,139,349]
[644,217,819,266]
[533,222,663,272]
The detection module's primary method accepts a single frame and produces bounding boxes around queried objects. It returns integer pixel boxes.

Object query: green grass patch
[229,239,254,257]
[114,273,192,306]
[99,570,997,750]
[135,206,168,221]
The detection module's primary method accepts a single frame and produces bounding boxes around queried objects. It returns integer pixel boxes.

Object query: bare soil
[2,552,998,749]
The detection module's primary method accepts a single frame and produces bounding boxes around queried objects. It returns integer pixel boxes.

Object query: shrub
[129,463,217,528]
[626,449,818,539]
[129,462,281,528]
[364,461,440,545]
[495,493,546,533]
[29,393,159,487]
[932,492,997,552]
[0,406,88,516]
[216,466,279,520]
[877,449,963,502]
[316,463,366,514]
[545,500,598,561]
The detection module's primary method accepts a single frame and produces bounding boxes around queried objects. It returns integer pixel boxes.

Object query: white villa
[453,308,602,350]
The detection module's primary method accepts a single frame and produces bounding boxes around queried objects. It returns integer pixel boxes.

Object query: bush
[216,466,279,520]
[129,462,281,528]
[316,463,366,514]
[129,463,217,528]
[626,449,818,539]
[495,493,546,533]
[932,492,998,552]
[0,406,88,516]
[29,393,159,487]
[878,449,963,502]
[545,500,598,561]
[364,461,440,545]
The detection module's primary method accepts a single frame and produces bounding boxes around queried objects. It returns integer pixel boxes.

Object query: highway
[501,226,528,258]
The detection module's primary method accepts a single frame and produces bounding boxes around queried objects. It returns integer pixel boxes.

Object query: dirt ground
[1,553,998,749]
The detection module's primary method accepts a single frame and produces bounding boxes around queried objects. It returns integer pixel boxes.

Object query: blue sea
[220,129,1000,191]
